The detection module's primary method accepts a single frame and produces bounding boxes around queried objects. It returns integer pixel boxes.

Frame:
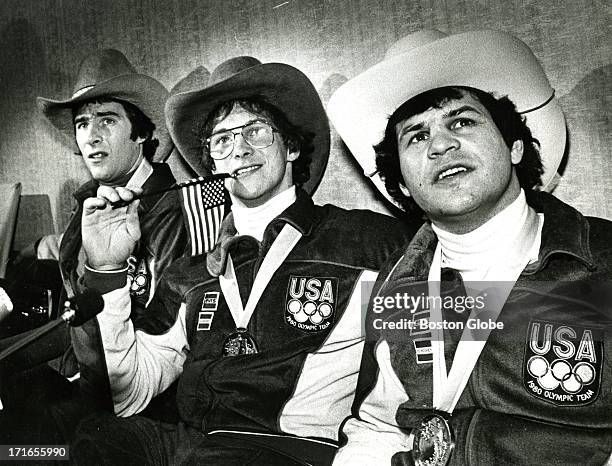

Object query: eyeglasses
[206,120,279,160]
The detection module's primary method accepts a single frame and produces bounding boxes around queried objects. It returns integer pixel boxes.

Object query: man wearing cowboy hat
[67,56,416,464]
[0,49,187,443]
[328,30,612,465]
[34,48,187,308]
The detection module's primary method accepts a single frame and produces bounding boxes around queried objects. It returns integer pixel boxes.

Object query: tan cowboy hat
[165,56,330,195]
[37,49,172,162]
[327,29,566,208]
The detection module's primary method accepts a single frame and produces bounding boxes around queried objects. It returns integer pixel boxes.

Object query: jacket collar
[523,190,596,273]
[397,191,596,279]
[266,187,317,238]
[71,161,172,204]
[206,187,316,277]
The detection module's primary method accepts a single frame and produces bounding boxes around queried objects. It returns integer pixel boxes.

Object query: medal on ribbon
[411,413,454,466]
[218,224,303,359]
[222,327,259,357]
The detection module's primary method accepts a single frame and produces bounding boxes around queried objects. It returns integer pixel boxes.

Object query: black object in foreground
[0,290,104,362]
[110,173,231,209]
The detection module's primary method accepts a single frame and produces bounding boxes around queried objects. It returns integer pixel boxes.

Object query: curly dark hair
[194,95,314,187]
[72,97,159,160]
[375,86,544,217]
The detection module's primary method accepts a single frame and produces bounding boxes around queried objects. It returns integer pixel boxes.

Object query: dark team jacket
[336,191,612,465]
[60,162,188,306]
[0,163,188,373]
[75,189,414,443]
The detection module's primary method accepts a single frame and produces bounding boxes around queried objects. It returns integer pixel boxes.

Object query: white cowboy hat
[327,29,566,209]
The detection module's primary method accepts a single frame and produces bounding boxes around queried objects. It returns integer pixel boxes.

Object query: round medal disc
[222,328,259,357]
[411,413,454,466]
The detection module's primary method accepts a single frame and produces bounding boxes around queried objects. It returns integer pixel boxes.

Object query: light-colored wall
[0,0,609,245]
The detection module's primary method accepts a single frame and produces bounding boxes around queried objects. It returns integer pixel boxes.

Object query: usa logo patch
[285,276,338,333]
[127,255,149,297]
[197,292,219,331]
[523,320,603,406]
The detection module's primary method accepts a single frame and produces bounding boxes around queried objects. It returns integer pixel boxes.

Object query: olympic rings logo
[286,299,333,325]
[527,355,596,394]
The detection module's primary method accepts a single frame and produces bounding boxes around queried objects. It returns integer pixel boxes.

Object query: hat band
[520,91,555,115]
[72,85,95,99]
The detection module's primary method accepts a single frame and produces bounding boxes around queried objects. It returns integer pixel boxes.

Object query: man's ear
[287,146,300,162]
[135,136,146,145]
[399,183,411,198]
[510,139,524,165]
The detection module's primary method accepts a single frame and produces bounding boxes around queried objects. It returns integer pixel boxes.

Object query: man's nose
[86,125,102,145]
[427,130,460,159]
[231,132,252,158]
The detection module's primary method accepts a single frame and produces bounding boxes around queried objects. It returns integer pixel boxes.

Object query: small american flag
[179,176,229,256]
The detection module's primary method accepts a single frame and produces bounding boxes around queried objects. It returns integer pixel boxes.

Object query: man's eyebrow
[212,118,264,135]
[74,110,120,124]
[398,121,425,139]
[444,105,482,118]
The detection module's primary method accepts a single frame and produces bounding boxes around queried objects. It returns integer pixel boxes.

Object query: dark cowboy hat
[37,49,172,162]
[328,30,566,208]
[165,56,330,194]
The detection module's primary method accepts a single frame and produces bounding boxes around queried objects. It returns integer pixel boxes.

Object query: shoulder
[149,162,176,184]
[138,163,178,211]
[585,215,612,267]
[316,203,417,242]
[307,204,417,269]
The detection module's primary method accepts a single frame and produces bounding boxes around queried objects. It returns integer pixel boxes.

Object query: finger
[115,186,140,202]
[126,197,140,216]
[125,199,142,242]
[83,196,109,214]
[96,186,122,204]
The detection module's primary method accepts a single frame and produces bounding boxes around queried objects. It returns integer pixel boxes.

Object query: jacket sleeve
[72,269,188,417]
[333,340,412,465]
[139,189,189,304]
[334,251,415,465]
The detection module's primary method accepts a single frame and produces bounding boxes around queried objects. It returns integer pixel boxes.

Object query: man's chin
[90,171,115,186]
[229,187,271,208]
[427,199,483,223]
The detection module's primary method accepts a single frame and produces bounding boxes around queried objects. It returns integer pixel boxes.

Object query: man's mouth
[232,164,262,178]
[435,165,470,182]
[88,151,108,160]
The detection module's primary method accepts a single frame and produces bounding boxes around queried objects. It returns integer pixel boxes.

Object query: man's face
[395,91,523,233]
[74,101,144,186]
[211,104,298,208]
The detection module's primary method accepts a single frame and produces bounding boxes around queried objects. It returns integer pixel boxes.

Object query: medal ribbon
[428,207,541,413]
[219,224,302,330]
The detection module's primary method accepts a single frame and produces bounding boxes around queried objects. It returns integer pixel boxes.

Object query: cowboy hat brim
[37,74,173,162]
[328,30,566,209]
[165,63,330,195]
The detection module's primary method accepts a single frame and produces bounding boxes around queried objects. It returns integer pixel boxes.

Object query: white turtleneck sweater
[431,189,544,282]
[231,186,297,242]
